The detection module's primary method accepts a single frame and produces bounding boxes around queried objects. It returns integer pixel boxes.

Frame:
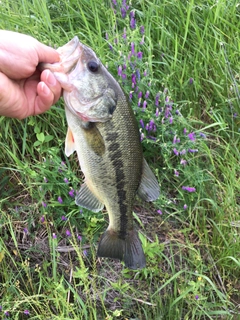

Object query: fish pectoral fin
[137,158,160,202]
[65,127,76,157]
[97,229,146,269]
[75,183,104,212]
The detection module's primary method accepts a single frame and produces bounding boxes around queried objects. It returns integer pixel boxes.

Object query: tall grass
[0,0,239,319]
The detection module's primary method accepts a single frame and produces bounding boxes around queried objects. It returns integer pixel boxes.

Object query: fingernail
[46,70,56,86]
[41,82,51,96]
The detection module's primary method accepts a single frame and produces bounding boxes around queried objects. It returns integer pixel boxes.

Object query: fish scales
[40,36,160,269]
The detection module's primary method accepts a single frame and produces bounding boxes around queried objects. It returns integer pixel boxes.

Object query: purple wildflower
[83,249,88,256]
[188,132,195,141]
[188,149,198,153]
[143,100,147,109]
[130,10,135,18]
[52,233,57,239]
[131,42,135,55]
[66,230,71,237]
[157,209,163,215]
[195,295,199,300]
[183,128,187,134]
[69,189,75,197]
[140,25,145,34]
[24,310,30,315]
[130,17,136,29]
[40,216,45,223]
[143,69,147,77]
[77,235,82,241]
[121,7,127,18]
[145,90,150,99]
[174,169,179,177]
[169,116,173,124]
[155,108,159,117]
[58,196,63,204]
[148,119,156,132]
[199,132,206,138]
[189,78,194,84]
[182,186,196,192]
[42,201,47,208]
[4,311,9,316]
[61,215,67,221]
[173,148,179,156]
[139,119,144,128]
[43,177,48,183]
[23,228,28,234]
[140,132,144,141]
[180,149,186,155]
[140,35,145,45]
[137,51,143,59]
[122,28,127,39]
[183,204,188,210]
[129,92,133,100]
[180,159,187,166]
[131,73,136,88]
[138,91,142,99]
[105,32,109,40]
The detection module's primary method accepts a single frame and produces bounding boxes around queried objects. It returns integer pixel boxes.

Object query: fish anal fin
[137,158,160,202]
[97,229,146,269]
[65,127,76,157]
[75,183,104,212]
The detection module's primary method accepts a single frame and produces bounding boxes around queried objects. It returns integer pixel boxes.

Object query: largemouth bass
[40,36,160,269]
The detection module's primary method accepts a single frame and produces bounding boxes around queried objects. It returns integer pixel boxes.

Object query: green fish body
[40,37,160,269]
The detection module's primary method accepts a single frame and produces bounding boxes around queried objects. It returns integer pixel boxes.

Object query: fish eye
[87,60,99,73]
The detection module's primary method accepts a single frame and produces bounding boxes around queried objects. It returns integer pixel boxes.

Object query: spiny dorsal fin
[65,127,76,157]
[75,183,104,212]
[137,158,160,202]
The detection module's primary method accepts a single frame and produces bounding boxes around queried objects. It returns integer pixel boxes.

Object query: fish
[40,36,160,269]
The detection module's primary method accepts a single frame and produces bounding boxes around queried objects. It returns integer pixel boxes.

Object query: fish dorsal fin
[137,158,160,202]
[75,183,104,212]
[65,127,76,157]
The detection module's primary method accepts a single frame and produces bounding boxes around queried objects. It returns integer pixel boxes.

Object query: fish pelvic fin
[137,158,160,202]
[97,229,146,269]
[76,183,104,212]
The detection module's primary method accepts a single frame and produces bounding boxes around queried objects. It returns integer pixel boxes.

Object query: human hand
[0,30,62,119]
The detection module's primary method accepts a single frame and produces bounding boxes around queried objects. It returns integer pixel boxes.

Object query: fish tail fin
[97,229,146,269]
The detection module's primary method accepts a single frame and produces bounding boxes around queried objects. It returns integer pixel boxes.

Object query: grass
[0,0,240,319]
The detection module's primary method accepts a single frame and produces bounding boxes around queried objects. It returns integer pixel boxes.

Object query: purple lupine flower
[69,189,75,197]
[143,100,147,109]
[173,136,177,144]
[130,17,136,29]
[145,90,150,99]
[199,132,206,138]
[83,249,88,256]
[138,91,142,99]
[129,92,133,100]
[140,132,144,141]
[130,10,135,18]
[155,108,159,117]
[188,149,198,153]
[122,28,127,39]
[105,32,109,40]
[66,230,71,237]
[182,186,196,192]
[58,196,63,204]
[42,201,47,208]
[109,44,113,51]
[137,51,143,59]
[183,204,188,210]
[138,99,141,107]
[121,73,127,80]
[52,233,57,239]
[173,148,179,156]
[189,78,194,84]
[24,310,30,315]
[174,169,179,177]
[131,42,135,55]
[121,7,127,18]
[131,73,136,87]
[40,216,45,223]
[180,159,187,166]
[175,109,180,115]
[64,177,69,184]
[157,209,162,215]
[136,69,141,81]
[188,132,195,141]
[183,128,187,134]
[4,311,10,316]
[77,235,82,241]
[169,116,173,124]
[139,119,144,128]
[43,177,48,183]
[140,25,145,34]
[149,120,156,132]
[143,69,147,77]
[180,149,186,155]
[112,0,117,5]
[118,65,122,76]
[61,215,67,221]
[23,228,28,234]
[195,295,199,300]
